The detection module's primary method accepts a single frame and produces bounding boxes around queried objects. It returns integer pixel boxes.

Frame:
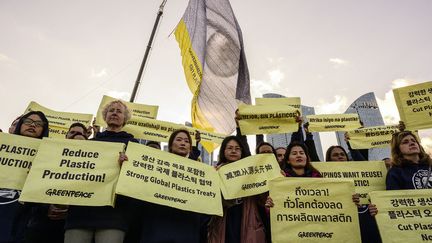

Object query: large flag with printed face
[175,0,251,135]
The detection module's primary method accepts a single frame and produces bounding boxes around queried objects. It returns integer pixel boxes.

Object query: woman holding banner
[208,136,268,243]
[137,129,205,243]
[3,111,52,243]
[65,100,138,243]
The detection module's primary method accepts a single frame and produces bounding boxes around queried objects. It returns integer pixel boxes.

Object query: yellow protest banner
[393,81,432,130]
[307,113,361,132]
[218,154,283,199]
[370,189,432,243]
[20,138,124,206]
[255,97,301,111]
[0,133,41,190]
[238,103,299,135]
[116,142,222,216]
[123,116,226,153]
[95,95,159,127]
[312,161,387,204]
[347,125,399,149]
[270,177,361,243]
[25,101,93,139]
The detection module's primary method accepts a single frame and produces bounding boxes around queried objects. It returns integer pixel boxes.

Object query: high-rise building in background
[336,92,390,160]
[263,93,324,161]
[185,122,213,165]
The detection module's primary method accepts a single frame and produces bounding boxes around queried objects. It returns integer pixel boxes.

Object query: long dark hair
[14,111,49,138]
[282,142,320,175]
[255,141,277,159]
[325,145,349,161]
[217,136,247,165]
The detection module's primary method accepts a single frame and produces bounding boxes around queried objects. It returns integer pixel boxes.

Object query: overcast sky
[1,0,431,153]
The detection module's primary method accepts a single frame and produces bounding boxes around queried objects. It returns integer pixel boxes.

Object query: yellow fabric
[269,177,361,243]
[312,161,387,204]
[255,97,301,114]
[116,142,222,216]
[370,189,432,243]
[307,113,360,132]
[347,125,399,149]
[393,81,432,130]
[238,103,299,135]
[0,133,41,190]
[25,101,93,139]
[218,154,283,199]
[19,138,124,206]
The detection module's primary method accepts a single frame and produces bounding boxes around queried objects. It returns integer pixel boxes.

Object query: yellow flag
[20,138,124,206]
[116,142,222,216]
[95,95,158,127]
[218,154,283,199]
[175,0,251,135]
[347,125,399,149]
[25,101,93,139]
[312,161,387,204]
[370,189,432,243]
[393,81,432,130]
[0,133,41,190]
[307,113,361,132]
[238,103,299,135]
[269,177,361,243]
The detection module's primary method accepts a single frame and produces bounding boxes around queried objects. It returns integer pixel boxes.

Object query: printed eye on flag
[175,0,251,135]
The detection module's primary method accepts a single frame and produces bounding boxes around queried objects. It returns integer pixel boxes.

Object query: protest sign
[255,97,301,110]
[307,113,360,132]
[25,101,93,139]
[116,142,222,216]
[0,133,41,190]
[238,103,299,135]
[218,154,283,199]
[393,81,432,130]
[312,161,387,204]
[370,189,432,243]
[20,138,124,206]
[347,125,399,149]
[270,177,361,243]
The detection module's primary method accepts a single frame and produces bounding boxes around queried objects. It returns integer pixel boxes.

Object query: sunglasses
[22,118,45,128]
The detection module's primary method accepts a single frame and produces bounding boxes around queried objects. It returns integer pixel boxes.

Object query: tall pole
[130,0,167,102]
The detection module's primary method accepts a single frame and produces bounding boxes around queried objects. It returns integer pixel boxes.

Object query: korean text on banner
[0,133,41,190]
[347,125,399,149]
[370,189,432,243]
[218,154,283,199]
[269,177,361,243]
[312,161,387,204]
[25,101,93,139]
[238,103,299,135]
[393,81,432,130]
[307,113,361,132]
[20,138,124,206]
[95,95,158,127]
[116,142,222,216]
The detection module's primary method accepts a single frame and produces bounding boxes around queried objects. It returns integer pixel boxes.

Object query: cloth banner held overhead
[95,95,159,127]
[370,189,432,243]
[237,103,299,135]
[0,133,41,190]
[269,177,361,243]
[347,125,399,149]
[20,138,124,206]
[393,81,432,130]
[255,97,301,114]
[175,0,251,135]
[306,113,361,132]
[25,101,93,139]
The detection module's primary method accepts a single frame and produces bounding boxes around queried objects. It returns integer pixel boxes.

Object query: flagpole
[130,0,167,102]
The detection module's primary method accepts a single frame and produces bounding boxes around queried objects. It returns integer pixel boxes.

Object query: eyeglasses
[22,118,45,127]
